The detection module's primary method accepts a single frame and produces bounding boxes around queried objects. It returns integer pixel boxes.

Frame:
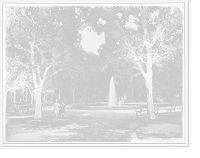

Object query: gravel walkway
[6,110,134,142]
[6,106,182,142]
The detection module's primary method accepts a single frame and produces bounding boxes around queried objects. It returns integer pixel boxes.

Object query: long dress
[53,102,59,116]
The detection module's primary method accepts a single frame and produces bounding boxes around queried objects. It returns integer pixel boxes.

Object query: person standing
[53,100,59,116]
[60,101,65,117]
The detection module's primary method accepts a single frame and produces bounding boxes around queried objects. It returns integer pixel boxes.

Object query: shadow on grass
[6,111,33,116]
[5,113,73,128]
[153,113,182,124]
[126,113,184,143]
[127,131,184,143]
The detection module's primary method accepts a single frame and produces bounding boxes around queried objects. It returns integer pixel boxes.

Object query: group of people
[53,100,66,117]
[14,99,65,118]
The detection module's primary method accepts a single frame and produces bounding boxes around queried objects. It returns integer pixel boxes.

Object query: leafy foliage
[78,6,182,119]
[5,6,183,106]
[5,6,87,117]
[153,49,182,101]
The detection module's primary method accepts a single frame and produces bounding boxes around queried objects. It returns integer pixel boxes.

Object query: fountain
[108,76,116,108]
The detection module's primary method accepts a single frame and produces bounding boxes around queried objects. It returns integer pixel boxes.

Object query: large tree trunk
[30,41,52,118]
[13,91,16,103]
[58,88,61,100]
[34,88,42,119]
[30,91,34,104]
[145,60,156,119]
[145,76,156,119]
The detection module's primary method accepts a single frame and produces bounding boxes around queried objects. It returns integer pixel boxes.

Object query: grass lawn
[126,113,183,143]
[6,110,183,142]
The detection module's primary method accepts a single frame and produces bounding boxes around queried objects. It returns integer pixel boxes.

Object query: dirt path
[6,107,134,142]
[5,106,183,142]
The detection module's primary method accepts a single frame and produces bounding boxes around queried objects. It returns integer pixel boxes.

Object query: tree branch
[45,65,73,80]
[14,44,31,53]
[140,6,149,39]
[138,6,153,50]
[43,65,52,79]
[124,37,146,77]
[127,51,146,76]
[151,7,164,45]
[26,41,37,89]
[36,66,42,82]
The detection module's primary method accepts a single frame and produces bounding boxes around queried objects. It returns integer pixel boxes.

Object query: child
[60,101,65,117]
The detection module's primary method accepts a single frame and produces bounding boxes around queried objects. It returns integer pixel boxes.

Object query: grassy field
[127,113,184,143]
[5,103,184,143]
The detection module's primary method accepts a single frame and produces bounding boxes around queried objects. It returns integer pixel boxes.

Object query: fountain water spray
[108,76,116,108]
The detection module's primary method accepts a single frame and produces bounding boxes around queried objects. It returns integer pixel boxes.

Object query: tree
[78,6,183,119]
[5,6,79,118]
[62,67,85,101]
[5,57,34,104]
[77,79,89,102]
[84,61,107,102]
[43,72,60,100]
[85,52,108,74]
[86,73,106,103]
[6,59,26,94]
[105,54,150,103]
[153,47,182,102]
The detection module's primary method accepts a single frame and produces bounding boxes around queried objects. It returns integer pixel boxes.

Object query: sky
[80,11,159,54]
[79,25,105,55]
[78,16,139,55]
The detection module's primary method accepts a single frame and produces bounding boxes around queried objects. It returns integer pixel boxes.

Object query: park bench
[12,103,29,112]
[171,104,182,113]
[136,103,180,116]
[24,104,30,112]
[135,104,148,116]
[155,103,176,114]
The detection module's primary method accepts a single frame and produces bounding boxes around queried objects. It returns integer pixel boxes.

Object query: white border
[0,0,189,147]
[0,1,2,149]
[184,0,189,147]
[0,0,189,3]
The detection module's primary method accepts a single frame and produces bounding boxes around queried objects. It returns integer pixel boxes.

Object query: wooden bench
[12,103,29,112]
[171,104,182,113]
[135,103,183,116]
[136,103,157,116]
[155,103,176,114]
[24,104,30,112]
[134,104,148,116]
[11,103,19,111]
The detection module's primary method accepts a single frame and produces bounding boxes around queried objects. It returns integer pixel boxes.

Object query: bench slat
[12,103,30,112]
[135,103,183,116]
[135,106,148,116]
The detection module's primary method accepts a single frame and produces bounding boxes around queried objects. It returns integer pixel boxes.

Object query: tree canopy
[74,6,183,102]
[5,5,183,119]
[5,6,84,117]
